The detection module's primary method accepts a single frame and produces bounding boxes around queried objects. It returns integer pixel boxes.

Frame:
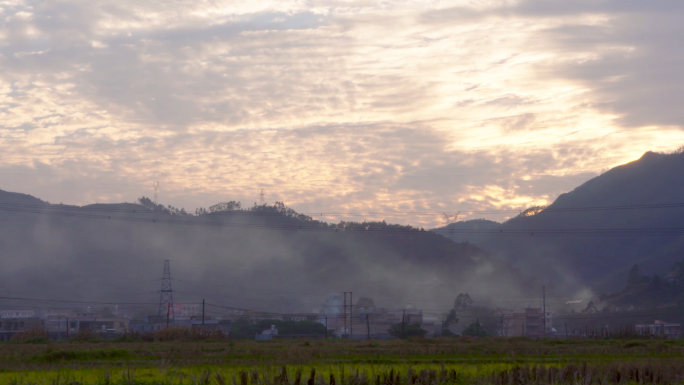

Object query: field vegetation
[2,337,684,384]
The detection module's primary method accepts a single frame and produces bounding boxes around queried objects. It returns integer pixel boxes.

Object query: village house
[502,307,553,338]
[0,310,45,341]
[635,320,681,339]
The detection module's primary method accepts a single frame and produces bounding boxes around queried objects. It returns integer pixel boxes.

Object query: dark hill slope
[551,151,684,209]
[439,151,684,292]
[432,219,500,244]
[0,189,48,206]
[0,191,536,312]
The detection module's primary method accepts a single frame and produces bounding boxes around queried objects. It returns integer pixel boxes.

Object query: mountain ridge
[433,150,684,293]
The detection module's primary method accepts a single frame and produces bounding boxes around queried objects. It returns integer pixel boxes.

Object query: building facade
[635,320,681,339]
[503,308,552,338]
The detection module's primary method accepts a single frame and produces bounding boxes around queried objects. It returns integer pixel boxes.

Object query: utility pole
[202,299,205,328]
[366,313,370,340]
[542,286,546,338]
[402,309,406,337]
[343,292,347,339]
[350,292,353,339]
[341,291,354,339]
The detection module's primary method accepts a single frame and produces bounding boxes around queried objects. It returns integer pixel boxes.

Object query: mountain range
[433,150,684,295]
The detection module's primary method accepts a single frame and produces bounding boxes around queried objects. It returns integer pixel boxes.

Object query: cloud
[2,0,684,229]
[425,0,684,129]
[525,1,684,129]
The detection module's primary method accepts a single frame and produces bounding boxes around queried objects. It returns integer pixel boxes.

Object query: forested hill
[0,189,538,314]
[433,150,684,293]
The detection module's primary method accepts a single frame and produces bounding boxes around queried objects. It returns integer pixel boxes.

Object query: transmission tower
[442,211,460,226]
[442,211,460,240]
[259,189,265,205]
[158,259,175,323]
[152,181,160,204]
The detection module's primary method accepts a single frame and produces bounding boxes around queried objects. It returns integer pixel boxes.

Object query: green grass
[1,338,684,384]
[0,363,545,385]
[31,347,133,363]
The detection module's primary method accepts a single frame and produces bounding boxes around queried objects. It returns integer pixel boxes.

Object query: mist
[0,189,572,320]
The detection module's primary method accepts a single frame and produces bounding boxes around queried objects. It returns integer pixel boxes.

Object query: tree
[628,264,645,286]
[209,201,242,213]
[454,305,499,335]
[667,260,684,283]
[461,320,488,337]
[228,318,258,339]
[137,196,188,215]
[454,293,473,309]
[441,309,459,336]
[388,323,427,339]
[582,300,598,314]
[356,297,376,310]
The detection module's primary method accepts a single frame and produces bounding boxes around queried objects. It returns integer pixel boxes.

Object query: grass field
[1,337,684,384]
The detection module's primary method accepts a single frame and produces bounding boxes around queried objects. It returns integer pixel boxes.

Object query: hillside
[434,151,684,293]
[432,219,501,244]
[0,189,538,315]
[0,189,48,206]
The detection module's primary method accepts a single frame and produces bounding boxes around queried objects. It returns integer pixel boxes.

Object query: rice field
[1,337,684,384]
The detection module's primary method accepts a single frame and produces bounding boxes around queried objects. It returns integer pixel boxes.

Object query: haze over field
[2,1,684,228]
[0,188,549,320]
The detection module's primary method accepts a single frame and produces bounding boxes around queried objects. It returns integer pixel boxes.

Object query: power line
[3,201,684,217]
[4,294,684,324]
[0,295,160,306]
[184,301,684,323]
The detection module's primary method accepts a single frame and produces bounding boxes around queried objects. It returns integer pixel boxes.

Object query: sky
[1,0,684,228]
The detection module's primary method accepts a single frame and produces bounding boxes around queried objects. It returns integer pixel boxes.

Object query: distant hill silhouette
[0,189,48,206]
[433,150,684,293]
[0,189,538,314]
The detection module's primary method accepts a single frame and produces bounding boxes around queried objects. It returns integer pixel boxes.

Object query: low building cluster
[0,304,231,341]
[2,301,680,341]
[0,308,131,341]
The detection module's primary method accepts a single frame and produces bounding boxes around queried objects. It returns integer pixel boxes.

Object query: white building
[1,310,35,319]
